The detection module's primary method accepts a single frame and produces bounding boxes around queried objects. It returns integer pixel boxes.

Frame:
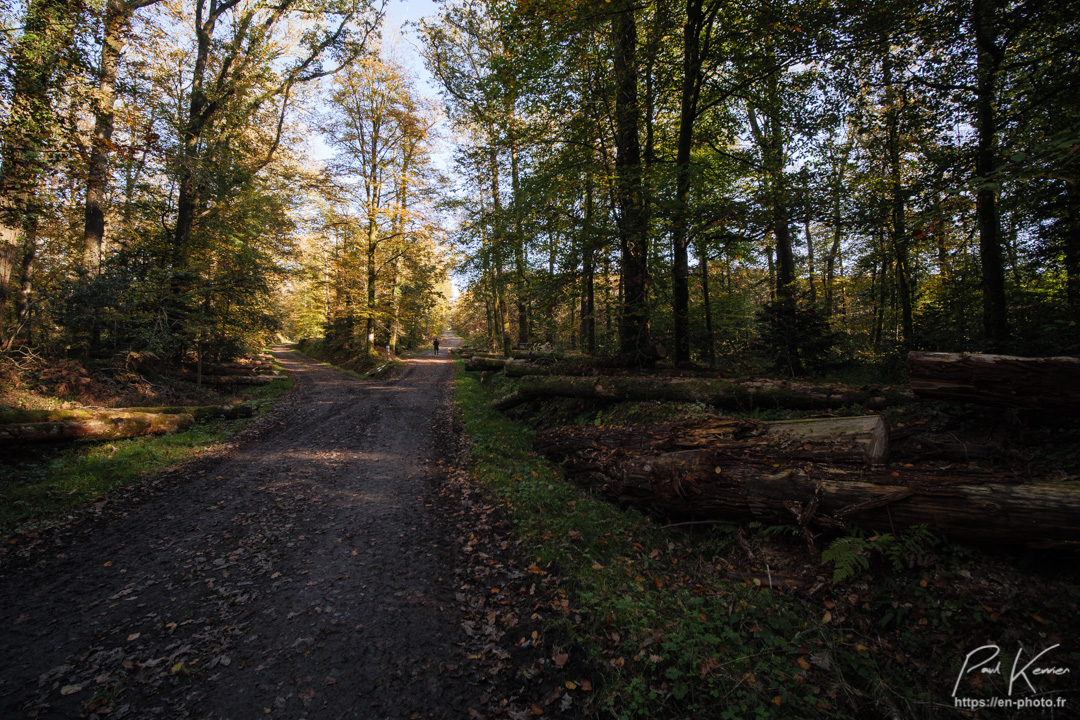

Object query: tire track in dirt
[0,344,488,719]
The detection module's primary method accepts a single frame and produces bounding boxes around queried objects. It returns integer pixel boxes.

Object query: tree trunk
[1064,170,1080,317]
[747,89,794,299]
[182,363,277,376]
[823,143,850,318]
[611,0,650,354]
[488,149,514,356]
[494,374,910,412]
[671,0,705,364]
[883,47,914,350]
[699,238,716,367]
[972,0,1010,351]
[510,137,530,346]
[0,412,196,444]
[803,173,816,305]
[0,0,71,342]
[539,438,1080,545]
[906,351,1080,412]
[84,0,137,275]
[535,415,889,466]
[176,371,281,385]
[465,356,508,372]
[7,225,38,350]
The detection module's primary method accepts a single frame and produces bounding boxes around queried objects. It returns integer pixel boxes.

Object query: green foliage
[456,363,830,717]
[822,525,938,583]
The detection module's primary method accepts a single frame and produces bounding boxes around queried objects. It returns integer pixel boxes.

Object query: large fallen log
[125,404,255,419]
[0,412,195,444]
[504,359,571,377]
[495,375,911,412]
[906,351,1080,413]
[184,364,278,376]
[0,405,254,424]
[535,416,889,465]
[465,356,508,372]
[180,372,282,386]
[504,351,671,377]
[535,425,1080,544]
[508,350,585,362]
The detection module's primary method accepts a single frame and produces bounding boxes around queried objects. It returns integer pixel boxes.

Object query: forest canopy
[0,0,451,363]
[420,0,1080,372]
[0,0,1077,371]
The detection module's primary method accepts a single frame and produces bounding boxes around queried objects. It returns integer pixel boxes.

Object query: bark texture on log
[536,425,1079,544]
[503,352,673,377]
[507,350,585,361]
[183,364,277,376]
[0,405,253,424]
[0,412,195,444]
[181,373,281,386]
[535,416,889,465]
[465,356,509,372]
[907,351,1080,412]
[495,375,910,412]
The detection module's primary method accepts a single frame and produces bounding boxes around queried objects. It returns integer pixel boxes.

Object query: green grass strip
[453,363,863,719]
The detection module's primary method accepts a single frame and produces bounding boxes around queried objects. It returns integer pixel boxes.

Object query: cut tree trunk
[0,405,253,424]
[535,416,889,465]
[504,352,668,377]
[535,425,1080,545]
[508,350,585,362]
[495,375,910,412]
[183,363,277,376]
[0,412,195,444]
[906,351,1080,413]
[177,372,281,386]
[465,356,509,372]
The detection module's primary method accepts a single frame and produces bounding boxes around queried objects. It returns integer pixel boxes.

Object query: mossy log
[494,375,910,412]
[536,424,1079,544]
[119,405,254,420]
[0,412,195,444]
[906,351,1080,413]
[0,405,253,425]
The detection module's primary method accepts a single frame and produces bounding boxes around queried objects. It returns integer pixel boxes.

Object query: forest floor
[0,336,587,720]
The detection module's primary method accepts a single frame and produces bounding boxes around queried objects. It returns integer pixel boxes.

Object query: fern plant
[822,525,937,583]
[821,535,873,582]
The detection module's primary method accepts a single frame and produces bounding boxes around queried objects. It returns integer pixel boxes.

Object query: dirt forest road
[0,333,548,719]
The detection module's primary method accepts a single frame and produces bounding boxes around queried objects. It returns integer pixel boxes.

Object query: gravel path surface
[0,337,544,720]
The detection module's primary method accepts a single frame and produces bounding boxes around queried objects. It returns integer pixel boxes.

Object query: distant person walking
[433,338,440,356]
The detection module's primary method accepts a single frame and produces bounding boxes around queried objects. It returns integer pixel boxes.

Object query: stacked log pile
[472,350,1079,544]
[179,359,284,386]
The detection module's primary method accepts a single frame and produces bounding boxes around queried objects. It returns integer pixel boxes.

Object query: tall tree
[170,0,382,279]
[82,0,163,275]
[0,0,76,348]
[611,0,650,354]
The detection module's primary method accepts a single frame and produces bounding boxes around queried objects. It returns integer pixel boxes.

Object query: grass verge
[0,375,293,535]
[454,363,1080,719]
